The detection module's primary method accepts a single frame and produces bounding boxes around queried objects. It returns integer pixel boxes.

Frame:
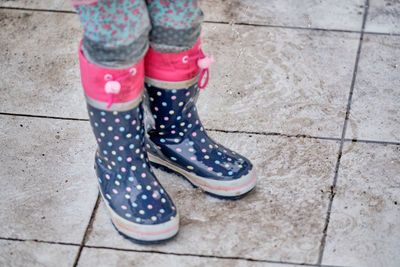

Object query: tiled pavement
[0,0,399,266]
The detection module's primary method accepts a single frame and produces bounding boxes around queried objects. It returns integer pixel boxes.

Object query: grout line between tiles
[0,112,89,122]
[0,235,345,267]
[0,236,79,247]
[0,6,76,14]
[206,128,341,142]
[1,112,399,146]
[0,6,399,37]
[317,0,370,265]
[364,31,400,37]
[203,20,362,34]
[83,244,345,267]
[344,138,400,146]
[72,192,101,267]
[204,21,400,37]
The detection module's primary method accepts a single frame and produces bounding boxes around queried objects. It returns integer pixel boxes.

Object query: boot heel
[149,159,199,189]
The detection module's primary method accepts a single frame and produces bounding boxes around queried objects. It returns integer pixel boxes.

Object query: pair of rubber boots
[79,39,257,244]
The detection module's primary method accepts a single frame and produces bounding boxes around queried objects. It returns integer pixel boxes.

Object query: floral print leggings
[71,0,203,68]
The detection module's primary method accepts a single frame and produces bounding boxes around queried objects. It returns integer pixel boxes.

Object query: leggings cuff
[149,25,201,53]
[82,33,149,69]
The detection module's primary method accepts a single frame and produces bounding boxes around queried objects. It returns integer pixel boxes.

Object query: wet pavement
[0,0,399,266]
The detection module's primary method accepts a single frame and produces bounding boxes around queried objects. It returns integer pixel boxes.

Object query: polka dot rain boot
[78,44,179,244]
[144,39,257,199]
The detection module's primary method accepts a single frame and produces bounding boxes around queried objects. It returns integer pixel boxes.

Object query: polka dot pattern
[145,83,253,181]
[88,103,177,225]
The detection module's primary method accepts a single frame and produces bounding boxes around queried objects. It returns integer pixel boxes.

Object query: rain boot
[144,39,257,199]
[79,43,179,243]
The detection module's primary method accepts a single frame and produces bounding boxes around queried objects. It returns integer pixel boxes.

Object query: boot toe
[101,187,179,243]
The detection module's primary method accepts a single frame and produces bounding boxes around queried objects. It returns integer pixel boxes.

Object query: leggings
[71,0,204,68]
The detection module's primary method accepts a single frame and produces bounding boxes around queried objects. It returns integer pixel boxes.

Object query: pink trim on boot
[79,43,144,109]
[145,39,214,88]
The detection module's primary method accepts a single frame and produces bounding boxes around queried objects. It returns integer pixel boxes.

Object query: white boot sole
[148,153,257,198]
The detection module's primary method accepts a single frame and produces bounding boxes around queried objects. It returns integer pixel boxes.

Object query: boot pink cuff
[79,43,144,109]
[145,38,214,88]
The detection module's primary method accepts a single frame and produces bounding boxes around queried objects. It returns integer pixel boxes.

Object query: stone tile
[0,10,359,138]
[201,0,365,31]
[79,247,292,267]
[86,132,339,264]
[0,115,98,243]
[323,142,400,266]
[346,34,400,142]
[365,0,400,34]
[0,0,73,11]
[0,240,78,267]
[0,10,87,119]
[199,25,359,138]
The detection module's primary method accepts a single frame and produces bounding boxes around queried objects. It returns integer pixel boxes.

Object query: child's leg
[146,0,203,52]
[72,0,150,67]
[144,1,257,199]
[71,0,179,243]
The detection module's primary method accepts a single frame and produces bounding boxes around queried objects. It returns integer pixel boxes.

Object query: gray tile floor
[0,0,399,266]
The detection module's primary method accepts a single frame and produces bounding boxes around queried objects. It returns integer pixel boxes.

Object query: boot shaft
[146,83,202,136]
[88,103,146,164]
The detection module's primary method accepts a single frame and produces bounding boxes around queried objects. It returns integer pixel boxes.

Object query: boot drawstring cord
[104,67,136,109]
[185,49,214,89]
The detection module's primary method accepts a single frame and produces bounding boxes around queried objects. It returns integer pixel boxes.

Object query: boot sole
[148,153,257,199]
[99,190,180,244]
[111,221,179,245]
